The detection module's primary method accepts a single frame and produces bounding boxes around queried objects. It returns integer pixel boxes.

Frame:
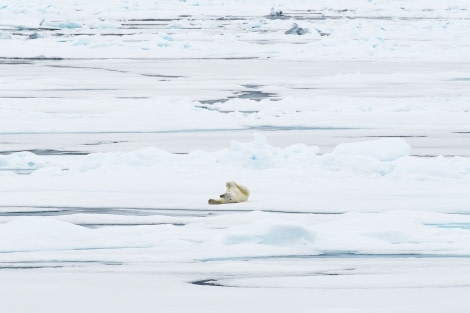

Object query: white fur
[208,181,250,205]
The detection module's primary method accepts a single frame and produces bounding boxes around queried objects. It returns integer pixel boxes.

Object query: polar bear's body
[208,181,250,205]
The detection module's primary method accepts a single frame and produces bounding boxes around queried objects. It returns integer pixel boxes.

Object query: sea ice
[1,1,470,312]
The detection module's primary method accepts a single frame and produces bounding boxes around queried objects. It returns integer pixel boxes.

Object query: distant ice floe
[285,23,309,35]
[1,135,469,180]
[332,138,411,162]
[0,151,49,173]
[270,7,284,16]
[0,0,469,60]
[214,133,319,170]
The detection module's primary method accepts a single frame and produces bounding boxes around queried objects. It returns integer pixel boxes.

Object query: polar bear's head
[220,192,234,202]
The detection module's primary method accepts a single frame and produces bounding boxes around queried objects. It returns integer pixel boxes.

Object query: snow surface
[1,0,470,312]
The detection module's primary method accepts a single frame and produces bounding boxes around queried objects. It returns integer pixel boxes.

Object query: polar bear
[208,181,250,205]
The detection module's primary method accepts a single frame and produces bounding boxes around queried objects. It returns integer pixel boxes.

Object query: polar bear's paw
[208,198,223,205]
